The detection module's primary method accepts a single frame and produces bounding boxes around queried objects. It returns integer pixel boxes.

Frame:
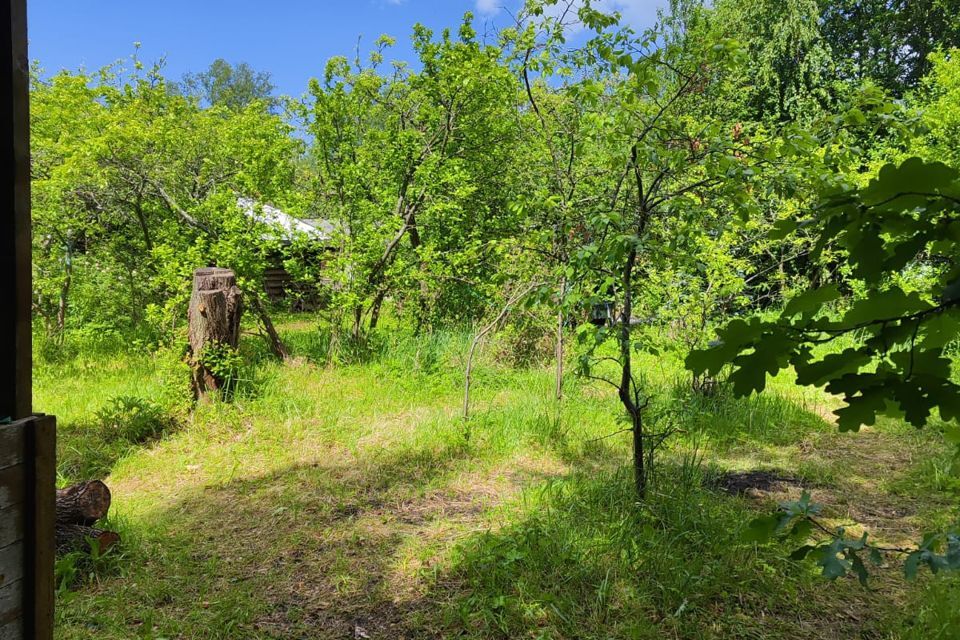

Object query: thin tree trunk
[249,292,290,361]
[406,209,432,334]
[56,243,73,339]
[463,282,541,419]
[369,290,387,330]
[133,195,153,251]
[618,247,645,498]
[352,305,363,342]
[555,278,566,401]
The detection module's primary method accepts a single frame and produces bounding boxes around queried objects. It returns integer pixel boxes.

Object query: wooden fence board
[0,619,22,640]
[0,542,24,587]
[0,505,22,549]
[0,466,23,512]
[0,416,55,640]
[31,415,55,640]
[0,423,24,471]
[0,580,22,627]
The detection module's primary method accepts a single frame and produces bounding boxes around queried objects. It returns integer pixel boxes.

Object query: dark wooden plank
[1,3,38,637]
[0,618,22,640]
[0,541,24,587]
[0,466,23,512]
[0,0,32,422]
[0,580,21,626]
[0,422,25,471]
[29,415,55,640]
[0,504,21,550]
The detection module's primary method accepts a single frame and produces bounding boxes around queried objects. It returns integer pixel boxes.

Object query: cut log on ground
[188,267,244,399]
[56,480,111,526]
[55,525,120,555]
[55,480,120,555]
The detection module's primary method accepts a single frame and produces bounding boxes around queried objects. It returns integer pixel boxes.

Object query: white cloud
[475,0,501,15]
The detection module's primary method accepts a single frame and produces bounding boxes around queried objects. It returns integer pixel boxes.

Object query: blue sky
[29,1,666,97]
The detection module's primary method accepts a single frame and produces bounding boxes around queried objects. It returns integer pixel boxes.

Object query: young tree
[524,0,767,497]
[306,16,522,339]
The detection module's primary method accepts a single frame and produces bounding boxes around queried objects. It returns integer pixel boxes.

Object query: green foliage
[711,0,837,122]
[31,53,301,342]
[176,58,275,110]
[746,490,960,585]
[55,527,123,596]
[95,395,173,445]
[909,50,960,168]
[689,157,960,433]
[304,17,523,337]
[57,391,179,483]
[820,0,960,96]
[198,343,247,395]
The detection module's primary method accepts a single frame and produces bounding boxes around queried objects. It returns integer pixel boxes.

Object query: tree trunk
[555,278,566,401]
[56,242,73,338]
[249,291,289,361]
[617,247,645,498]
[188,267,243,400]
[352,305,364,342]
[369,289,387,331]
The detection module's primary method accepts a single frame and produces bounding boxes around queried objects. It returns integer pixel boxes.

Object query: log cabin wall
[264,265,293,303]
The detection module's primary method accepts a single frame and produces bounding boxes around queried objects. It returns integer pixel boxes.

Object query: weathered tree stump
[188,267,244,399]
[55,480,119,555]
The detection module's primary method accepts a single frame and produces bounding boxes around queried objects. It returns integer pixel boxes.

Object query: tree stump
[188,267,243,399]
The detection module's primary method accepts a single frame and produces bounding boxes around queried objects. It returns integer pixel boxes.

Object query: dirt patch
[711,469,812,497]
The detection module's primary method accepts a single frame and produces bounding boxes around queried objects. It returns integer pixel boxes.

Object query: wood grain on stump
[55,480,119,555]
[188,267,243,399]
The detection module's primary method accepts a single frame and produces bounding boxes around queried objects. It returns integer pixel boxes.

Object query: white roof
[238,197,333,242]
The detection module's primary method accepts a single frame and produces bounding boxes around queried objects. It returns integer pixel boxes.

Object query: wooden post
[1,2,57,638]
[188,268,243,399]
[1,0,31,422]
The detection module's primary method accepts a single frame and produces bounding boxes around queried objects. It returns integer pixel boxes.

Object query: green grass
[38,318,960,639]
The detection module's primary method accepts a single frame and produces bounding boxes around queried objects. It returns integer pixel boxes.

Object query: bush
[493,312,556,369]
[95,395,173,445]
[58,394,179,482]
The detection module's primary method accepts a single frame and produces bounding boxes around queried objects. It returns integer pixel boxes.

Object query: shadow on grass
[429,466,907,640]
[57,396,182,484]
[56,436,498,639]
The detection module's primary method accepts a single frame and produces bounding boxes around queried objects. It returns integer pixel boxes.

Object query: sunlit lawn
[40,318,960,639]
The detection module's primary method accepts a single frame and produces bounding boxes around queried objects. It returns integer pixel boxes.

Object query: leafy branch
[745,491,960,585]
